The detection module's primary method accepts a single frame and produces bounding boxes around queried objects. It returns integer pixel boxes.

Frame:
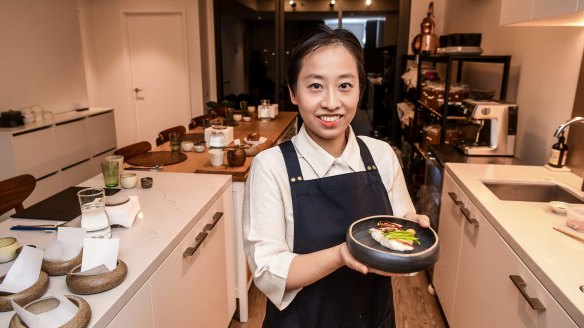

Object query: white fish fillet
[369,229,414,251]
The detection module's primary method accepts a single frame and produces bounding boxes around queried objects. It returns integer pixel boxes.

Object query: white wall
[0,0,88,113]
[411,0,584,165]
[83,0,205,148]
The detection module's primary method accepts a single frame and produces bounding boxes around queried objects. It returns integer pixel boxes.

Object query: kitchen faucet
[553,116,584,191]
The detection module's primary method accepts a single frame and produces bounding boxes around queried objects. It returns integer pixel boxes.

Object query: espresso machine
[454,99,518,156]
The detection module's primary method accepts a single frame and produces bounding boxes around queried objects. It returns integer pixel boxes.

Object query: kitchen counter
[430,144,524,167]
[0,171,233,327]
[445,163,584,326]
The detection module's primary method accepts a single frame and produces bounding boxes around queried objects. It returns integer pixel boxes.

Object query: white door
[125,12,191,145]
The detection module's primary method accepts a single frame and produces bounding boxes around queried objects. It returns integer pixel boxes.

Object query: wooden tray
[126,151,187,167]
[195,157,252,177]
[180,133,204,143]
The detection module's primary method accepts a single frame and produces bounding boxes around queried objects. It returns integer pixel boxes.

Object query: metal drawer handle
[204,212,223,232]
[459,207,479,226]
[509,275,546,312]
[448,192,463,206]
[183,232,208,257]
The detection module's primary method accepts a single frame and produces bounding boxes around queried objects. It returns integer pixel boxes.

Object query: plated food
[244,133,267,146]
[346,215,439,273]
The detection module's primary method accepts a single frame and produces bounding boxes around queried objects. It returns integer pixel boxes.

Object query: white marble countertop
[445,163,584,326]
[0,171,231,327]
[0,107,112,135]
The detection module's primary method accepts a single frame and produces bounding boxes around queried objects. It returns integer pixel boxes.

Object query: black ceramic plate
[346,215,439,274]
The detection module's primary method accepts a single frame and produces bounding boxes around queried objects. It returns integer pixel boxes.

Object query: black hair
[287,24,365,98]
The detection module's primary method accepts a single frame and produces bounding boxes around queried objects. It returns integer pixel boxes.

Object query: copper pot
[227,147,246,166]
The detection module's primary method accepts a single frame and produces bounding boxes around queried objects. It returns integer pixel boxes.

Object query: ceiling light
[289,0,297,8]
[330,0,335,7]
[365,0,372,6]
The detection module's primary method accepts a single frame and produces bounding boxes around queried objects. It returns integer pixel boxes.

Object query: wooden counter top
[145,112,297,182]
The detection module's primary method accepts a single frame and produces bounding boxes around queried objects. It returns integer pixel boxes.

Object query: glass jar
[258,99,272,121]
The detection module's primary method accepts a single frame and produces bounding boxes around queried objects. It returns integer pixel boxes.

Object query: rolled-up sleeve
[242,150,301,310]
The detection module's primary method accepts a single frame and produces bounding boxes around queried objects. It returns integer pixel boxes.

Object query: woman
[242,25,430,327]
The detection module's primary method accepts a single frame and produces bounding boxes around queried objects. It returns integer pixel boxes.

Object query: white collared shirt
[242,125,415,310]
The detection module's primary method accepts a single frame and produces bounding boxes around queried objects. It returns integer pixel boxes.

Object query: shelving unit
[399,54,511,192]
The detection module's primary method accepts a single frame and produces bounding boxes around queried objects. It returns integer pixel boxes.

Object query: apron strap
[279,140,304,184]
[279,138,383,183]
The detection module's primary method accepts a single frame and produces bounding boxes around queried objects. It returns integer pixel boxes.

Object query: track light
[365,0,372,6]
[289,0,297,8]
[329,0,335,8]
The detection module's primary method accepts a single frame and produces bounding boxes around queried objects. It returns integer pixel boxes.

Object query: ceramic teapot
[227,146,246,167]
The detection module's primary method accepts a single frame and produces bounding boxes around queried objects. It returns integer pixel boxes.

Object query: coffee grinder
[454,99,518,156]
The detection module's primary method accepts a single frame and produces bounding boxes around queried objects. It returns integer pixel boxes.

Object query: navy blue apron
[263,138,395,328]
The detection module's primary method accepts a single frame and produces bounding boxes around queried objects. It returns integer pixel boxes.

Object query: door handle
[509,275,546,312]
[448,192,463,206]
[459,206,479,226]
[204,212,223,232]
[134,88,143,93]
[183,232,208,257]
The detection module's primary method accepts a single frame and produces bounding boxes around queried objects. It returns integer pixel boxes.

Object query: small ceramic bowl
[141,177,153,189]
[233,114,243,122]
[66,260,128,295]
[42,250,83,276]
[0,271,50,312]
[549,201,570,215]
[247,106,256,113]
[120,173,138,189]
[181,140,194,152]
[242,116,251,122]
[0,237,20,263]
[9,295,91,328]
[194,142,206,153]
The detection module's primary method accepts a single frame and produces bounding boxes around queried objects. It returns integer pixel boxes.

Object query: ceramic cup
[0,237,20,263]
[243,116,251,122]
[181,140,194,152]
[194,142,206,153]
[120,173,138,189]
[141,177,153,189]
[233,113,243,122]
[247,106,256,114]
[208,149,225,167]
[100,161,119,188]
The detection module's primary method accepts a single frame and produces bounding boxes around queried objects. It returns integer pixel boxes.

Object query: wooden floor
[229,271,447,328]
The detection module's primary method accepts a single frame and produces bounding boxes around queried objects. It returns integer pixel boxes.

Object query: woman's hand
[405,213,430,228]
[337,243,412,277]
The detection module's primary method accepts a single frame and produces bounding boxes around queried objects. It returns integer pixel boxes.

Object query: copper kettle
[412,2,439,55]
[227,146,246,167]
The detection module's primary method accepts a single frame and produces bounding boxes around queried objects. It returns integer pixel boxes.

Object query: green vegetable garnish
[383,231,421,245]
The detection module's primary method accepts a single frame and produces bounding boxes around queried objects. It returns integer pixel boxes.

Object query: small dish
[242,116,251,122]
[181,140,194,152]
[0,271,50,312]
[9,295,91,328]
[244,136,267,146]
[194,142,206,153]
[42,250,83,276]
[346,215,439,274]
[0,237,20,263]
[549,201,570,215]
[66,260,128,295]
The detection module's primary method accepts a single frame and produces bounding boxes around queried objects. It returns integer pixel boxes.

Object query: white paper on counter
[81,238,119,272]
[0,246,43,293]
[105,196,140,228]
[12,295,78,328]
[70,264,110,276]
[44,227,86,262]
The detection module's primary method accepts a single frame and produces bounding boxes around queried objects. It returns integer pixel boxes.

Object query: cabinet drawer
[13,126,59,179]
[55,118,90,169]
[88,111,117,156]
[108,281,155,328]
[150,194,231,328]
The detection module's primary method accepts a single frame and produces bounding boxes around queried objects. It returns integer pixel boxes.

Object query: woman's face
[290,44,359,151]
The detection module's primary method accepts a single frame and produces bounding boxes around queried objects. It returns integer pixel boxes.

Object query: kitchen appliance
[0,110,24,127]
[454,99,518,156]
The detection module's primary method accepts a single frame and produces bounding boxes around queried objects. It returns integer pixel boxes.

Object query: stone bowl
[0,271,49,312]
[42,250,83,276]
[66,260,127,295]
[9,295,91,328]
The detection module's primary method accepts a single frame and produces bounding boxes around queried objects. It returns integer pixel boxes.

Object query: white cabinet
[0,108,116,203]
[500,0,582,25]
[108,281,155,328]
[434,172,578,327]
[150,196,234,328]
[432,174,466,324]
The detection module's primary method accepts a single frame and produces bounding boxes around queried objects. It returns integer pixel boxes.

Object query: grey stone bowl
[42,250,83,276]
[66,260,127,295]
[9,295,91,328]
[0,271,49,312]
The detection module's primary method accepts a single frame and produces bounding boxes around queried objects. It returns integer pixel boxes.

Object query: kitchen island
[0,171,235,327]
[434,163,584,327]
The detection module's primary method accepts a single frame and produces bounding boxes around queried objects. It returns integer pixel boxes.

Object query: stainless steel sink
[482,182,584,204]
